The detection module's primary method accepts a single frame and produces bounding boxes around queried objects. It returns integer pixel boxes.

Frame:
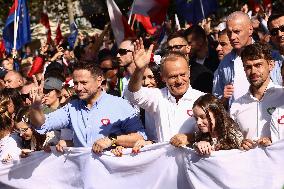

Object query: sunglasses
[167,45,187,51]
[270,25,284,36]
[21,93,30,101]
[117,48,133,55]
[43,89,55,95]
[101,67,117,73]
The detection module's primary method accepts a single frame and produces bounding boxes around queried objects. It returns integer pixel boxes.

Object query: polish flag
[106,0,135,45]
[130,0,169,25]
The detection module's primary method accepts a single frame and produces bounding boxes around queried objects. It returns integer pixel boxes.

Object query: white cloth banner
[0,141,284,189]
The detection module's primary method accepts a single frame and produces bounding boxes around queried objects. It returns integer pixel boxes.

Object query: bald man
[213,11,254,108]
[4,70,24,89]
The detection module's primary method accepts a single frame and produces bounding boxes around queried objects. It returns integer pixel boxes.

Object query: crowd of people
[0,3,283,164]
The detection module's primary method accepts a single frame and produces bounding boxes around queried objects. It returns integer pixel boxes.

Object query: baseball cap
[44,77,63,91]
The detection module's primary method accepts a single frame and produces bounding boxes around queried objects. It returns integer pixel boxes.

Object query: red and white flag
[106,0,135,45]
[130,0,169,25]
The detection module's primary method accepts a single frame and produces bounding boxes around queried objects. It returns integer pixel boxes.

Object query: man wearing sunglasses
[116,39,135,96]
[167,33,213,93]
[268,12,284,85]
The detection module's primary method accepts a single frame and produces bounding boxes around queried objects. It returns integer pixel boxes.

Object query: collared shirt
[213,50,283,107]
[125,87,205,142]
[37,92,145,147]
[213,50,250,107]
[230,81,284,140]
[269,103,284,143]
[271,50,284,86]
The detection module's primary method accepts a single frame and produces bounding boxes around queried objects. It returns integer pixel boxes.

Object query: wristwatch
[108,133,117,146]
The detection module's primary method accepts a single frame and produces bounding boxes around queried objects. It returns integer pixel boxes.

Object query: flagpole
[128,0,137,24]
[199,0,205,20]
[13,0,18,51]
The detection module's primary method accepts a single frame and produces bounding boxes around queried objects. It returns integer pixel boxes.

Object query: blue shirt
[37,92,146,147]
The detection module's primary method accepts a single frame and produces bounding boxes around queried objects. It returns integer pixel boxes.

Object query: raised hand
[133,38,154,70]
[30,75,44,108]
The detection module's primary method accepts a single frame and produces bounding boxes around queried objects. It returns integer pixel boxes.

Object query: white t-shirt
[0,135,21,163]
[230,81,284,140]
[125,87,205,142]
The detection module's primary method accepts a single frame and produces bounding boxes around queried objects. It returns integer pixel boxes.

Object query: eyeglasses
[166,45,187,51]
[15,127,29,134]
[117,48,133,55]
[269,25,284,36]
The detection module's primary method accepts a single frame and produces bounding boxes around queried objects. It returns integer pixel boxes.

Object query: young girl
[0,96,21,163]
[14,107,56,151]
[171,94,244,155]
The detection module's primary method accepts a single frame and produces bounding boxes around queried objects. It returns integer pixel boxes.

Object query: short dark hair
[167,31,188,44]
[73,61,103,78]
[184,25,207,42]
[241,42,273,62]
[267,13,284,30]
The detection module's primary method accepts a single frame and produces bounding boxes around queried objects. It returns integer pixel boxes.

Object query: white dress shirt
[230,81,284,140]
[125,87,205,142]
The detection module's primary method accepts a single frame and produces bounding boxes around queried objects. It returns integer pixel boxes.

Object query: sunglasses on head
[167,45,186,51]
[117,48,132,55]
[270,25,284,36]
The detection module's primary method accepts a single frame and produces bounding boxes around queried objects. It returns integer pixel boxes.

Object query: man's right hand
[223,84,234,99]
[133,38,154,70]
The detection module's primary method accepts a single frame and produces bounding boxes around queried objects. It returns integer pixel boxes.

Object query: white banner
[0,141,284,189]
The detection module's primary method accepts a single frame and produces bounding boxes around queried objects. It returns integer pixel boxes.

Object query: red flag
[40,13,52,44]
[135,14,157,35]
[55,22,63,45]
[0,39,6,59]
[28,56,44,78]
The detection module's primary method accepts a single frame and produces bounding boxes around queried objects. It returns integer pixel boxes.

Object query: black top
[190,61,213,93]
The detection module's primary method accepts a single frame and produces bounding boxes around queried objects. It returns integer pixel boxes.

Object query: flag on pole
[135,14,157,35]
[55,21,63,46]
[106,0,135,45]
[130,0,169,25]
[176,0,218,25]
[40,13,52,44]
[67,22,78,49]
[3,0,31,53]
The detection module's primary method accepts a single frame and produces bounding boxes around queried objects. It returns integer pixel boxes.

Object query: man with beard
[230,42,284,150]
